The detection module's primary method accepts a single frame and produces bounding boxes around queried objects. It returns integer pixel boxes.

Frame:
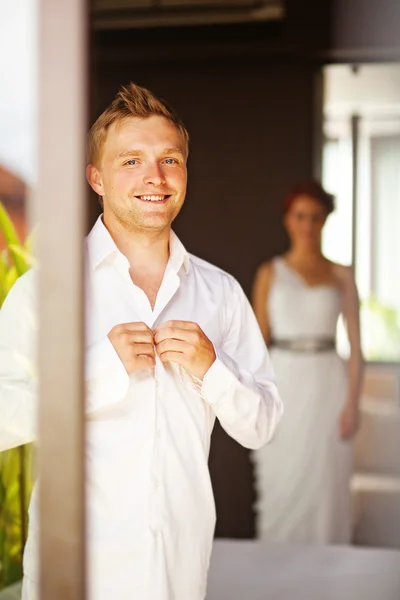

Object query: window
[322,65,400,362]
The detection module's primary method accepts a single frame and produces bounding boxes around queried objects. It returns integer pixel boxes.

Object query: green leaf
[0,480,5,506]
[0,254,8,278]
[0,285,6,307]
[24,227,38,254]
[0,250,13,306]
[0,250,10,270]
[4,268,18,297]
[3,557,22,587]
[8,245,36,269]
[0,201,26,276]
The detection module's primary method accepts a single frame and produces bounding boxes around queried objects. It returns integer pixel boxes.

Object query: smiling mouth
[135,194,171,203]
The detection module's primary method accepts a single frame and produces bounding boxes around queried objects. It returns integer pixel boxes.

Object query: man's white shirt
[0,216,282,600]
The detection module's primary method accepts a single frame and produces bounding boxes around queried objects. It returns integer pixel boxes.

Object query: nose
[304,220,313,231]
[143,163,165,187]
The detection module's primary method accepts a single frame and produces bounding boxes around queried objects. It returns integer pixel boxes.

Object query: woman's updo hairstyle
[283,180,335,215]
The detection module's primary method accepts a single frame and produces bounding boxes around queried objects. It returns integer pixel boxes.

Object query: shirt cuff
[201,356,238,406]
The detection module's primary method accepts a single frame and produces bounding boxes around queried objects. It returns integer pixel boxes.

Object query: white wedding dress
[252,257,353,544]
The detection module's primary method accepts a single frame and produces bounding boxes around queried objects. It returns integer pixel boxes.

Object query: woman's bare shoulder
[253,259,279,299]
[257,259,274,274]
[255,258,277,285]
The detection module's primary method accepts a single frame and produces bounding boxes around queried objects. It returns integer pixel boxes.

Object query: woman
[251,180,363,544]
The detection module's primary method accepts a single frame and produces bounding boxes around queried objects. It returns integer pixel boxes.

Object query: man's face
[88,115,187,233]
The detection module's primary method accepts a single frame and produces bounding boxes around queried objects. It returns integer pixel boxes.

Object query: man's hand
[154,321,216,380]
[108,322,155,374]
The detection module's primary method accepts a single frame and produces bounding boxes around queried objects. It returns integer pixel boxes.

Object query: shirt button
[150,528,161,538]
[154,479,160,488]
[156,429,161,438]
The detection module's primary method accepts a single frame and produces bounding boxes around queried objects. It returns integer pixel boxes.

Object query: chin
[139,217,173,231]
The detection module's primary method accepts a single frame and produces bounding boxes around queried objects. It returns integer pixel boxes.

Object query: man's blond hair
[87,82,190,166]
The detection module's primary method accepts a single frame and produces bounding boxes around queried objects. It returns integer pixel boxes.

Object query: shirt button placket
[155,377,160,439]
[150,374,162,536]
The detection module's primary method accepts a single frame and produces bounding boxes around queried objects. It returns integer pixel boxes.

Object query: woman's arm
[251,261,273,345]
[338,265,364,440]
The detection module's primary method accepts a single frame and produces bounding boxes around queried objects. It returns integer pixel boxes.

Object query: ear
[86,164,104,196]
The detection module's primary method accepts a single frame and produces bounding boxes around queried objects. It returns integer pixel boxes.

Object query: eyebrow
[117,149,145,159]
[116,147,185,159]
[160,147,185,156]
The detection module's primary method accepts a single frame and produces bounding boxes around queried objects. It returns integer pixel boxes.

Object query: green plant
[361,295,400,362]
[0,201,36,589]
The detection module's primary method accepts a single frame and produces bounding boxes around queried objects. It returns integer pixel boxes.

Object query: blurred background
[1,0,400,597]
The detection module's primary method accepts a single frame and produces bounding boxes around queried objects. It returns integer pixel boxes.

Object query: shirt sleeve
[200,276,283,450]
[85,337,130,413]
[0,271,38,451]
[0,269,131,450]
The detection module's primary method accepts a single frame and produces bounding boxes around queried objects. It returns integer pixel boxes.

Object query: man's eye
[164,158,177,164]
[125,159,138,165]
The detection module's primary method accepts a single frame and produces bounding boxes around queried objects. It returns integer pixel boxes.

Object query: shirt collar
[168,229,190,275]
[87,215,190,275]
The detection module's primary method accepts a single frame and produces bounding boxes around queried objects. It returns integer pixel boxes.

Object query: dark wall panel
[332,0,400,60]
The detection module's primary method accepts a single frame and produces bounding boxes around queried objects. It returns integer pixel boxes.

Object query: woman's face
[284,194,328,248]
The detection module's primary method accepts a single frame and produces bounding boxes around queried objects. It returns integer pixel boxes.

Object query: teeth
[140,195,166,202]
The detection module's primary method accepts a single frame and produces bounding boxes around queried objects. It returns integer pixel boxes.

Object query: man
[0,83,282,600]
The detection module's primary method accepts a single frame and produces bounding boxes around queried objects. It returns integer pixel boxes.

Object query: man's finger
[135,355,156,369]
[156,339,190,356]
[133,342,155,357]
[158,350,189,369]
[123,331,154,344]
[154,327,187,344]
[155,320,198,332]
[154,327,201,345]
[117,322,153,334]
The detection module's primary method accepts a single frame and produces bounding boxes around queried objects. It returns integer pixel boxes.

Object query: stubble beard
[110,196,181,235]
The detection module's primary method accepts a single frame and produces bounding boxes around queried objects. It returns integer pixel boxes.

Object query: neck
[287,242,323,263]
[103,215,170,274]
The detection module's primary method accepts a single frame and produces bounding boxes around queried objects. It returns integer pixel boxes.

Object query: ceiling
[91,0,285,29]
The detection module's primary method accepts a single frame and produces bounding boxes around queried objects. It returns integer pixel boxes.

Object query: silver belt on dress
[271,337,336,353]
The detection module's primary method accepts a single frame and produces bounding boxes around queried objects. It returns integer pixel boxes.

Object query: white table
[206,540,400,600]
